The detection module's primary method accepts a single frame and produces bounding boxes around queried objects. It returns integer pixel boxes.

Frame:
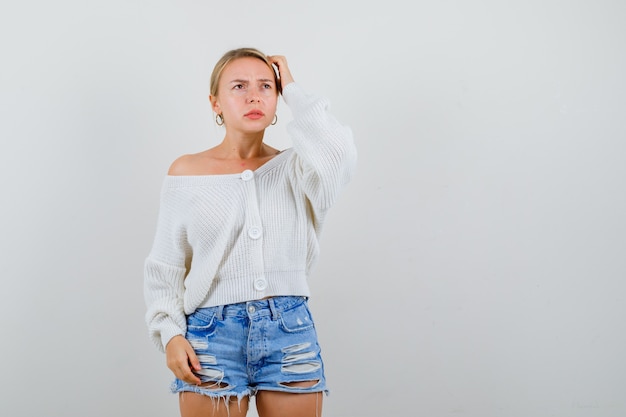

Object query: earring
[215,114,224,126]
[271,114,278,125]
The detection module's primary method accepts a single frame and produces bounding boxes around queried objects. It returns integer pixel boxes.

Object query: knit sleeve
[282,82,357,210]
[143,182,190,352]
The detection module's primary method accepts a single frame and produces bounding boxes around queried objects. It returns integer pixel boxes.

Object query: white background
[1,1,625,416]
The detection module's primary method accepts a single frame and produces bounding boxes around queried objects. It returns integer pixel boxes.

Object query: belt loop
[268,297,279,320]
[216,305,224,321]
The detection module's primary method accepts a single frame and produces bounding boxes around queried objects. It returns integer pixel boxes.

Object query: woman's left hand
[268,55,295,89]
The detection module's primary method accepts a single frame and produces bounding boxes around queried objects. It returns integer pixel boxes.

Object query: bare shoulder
[167,152,212,176]
[167,154,193,176]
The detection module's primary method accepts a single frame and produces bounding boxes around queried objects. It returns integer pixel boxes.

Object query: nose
[247,86,261,103]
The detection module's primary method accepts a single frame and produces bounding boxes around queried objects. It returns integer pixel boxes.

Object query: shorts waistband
[199,296,307,321]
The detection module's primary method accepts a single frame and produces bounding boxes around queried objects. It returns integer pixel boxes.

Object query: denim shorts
[170,296,327,401]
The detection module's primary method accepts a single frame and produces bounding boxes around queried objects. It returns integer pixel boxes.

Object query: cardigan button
[241,170,254,181]
[248,226,262,239]
[254,278,268,291]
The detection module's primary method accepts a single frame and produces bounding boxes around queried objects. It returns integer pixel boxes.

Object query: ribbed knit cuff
[157,319,185,352]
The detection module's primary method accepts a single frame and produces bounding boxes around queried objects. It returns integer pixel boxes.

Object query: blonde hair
[209,47,281,97]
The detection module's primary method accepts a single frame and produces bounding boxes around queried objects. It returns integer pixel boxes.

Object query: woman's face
[211,57,279,133]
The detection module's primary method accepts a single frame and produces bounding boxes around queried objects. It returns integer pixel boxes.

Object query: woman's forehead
[222,57,274,80]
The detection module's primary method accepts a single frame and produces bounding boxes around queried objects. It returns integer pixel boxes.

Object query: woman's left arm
[283,82,358,210]
[269,54,357,209]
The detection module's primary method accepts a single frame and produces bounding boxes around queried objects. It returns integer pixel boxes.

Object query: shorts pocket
[187,308,218,335]
[279,302,314,333]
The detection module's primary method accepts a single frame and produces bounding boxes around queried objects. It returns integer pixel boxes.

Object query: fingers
[173,361,201,385]
[182,348,202,385]
[267,55,287,67]
[187,345,201,372]
[267,55,288,77]
[168,357,201,385]
[166,336,202,385]
[267,55,295,89]
[178,361,202,385]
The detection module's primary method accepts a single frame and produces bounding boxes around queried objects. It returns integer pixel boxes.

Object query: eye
[233,84,245,90]
[263,83,272,89]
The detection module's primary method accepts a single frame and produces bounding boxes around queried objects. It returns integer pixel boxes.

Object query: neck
[217,132,269,160]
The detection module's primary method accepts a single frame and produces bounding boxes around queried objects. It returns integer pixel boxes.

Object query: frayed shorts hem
[171,380,252,402]
[171,382,329,400]
[253,386,330,397]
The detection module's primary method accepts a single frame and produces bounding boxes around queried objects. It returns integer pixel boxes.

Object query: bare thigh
[256,382,323,417]
[179,392,249,417]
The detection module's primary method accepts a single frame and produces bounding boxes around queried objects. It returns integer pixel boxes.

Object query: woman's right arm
[144,181,203,384]
[143,183,189,352]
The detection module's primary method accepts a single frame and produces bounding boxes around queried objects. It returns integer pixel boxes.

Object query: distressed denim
[170,296,327,401]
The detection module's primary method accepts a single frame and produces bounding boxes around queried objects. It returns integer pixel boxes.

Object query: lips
[244,109,265,118]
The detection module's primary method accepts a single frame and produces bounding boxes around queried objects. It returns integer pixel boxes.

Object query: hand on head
[267,55,295,90]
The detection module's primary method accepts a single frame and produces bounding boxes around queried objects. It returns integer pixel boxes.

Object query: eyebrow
[228,78,275,84]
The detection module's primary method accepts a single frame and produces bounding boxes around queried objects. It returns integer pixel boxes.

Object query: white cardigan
[144,83,357,351]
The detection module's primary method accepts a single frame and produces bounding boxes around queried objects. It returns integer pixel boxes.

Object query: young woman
[144,47,357,417]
